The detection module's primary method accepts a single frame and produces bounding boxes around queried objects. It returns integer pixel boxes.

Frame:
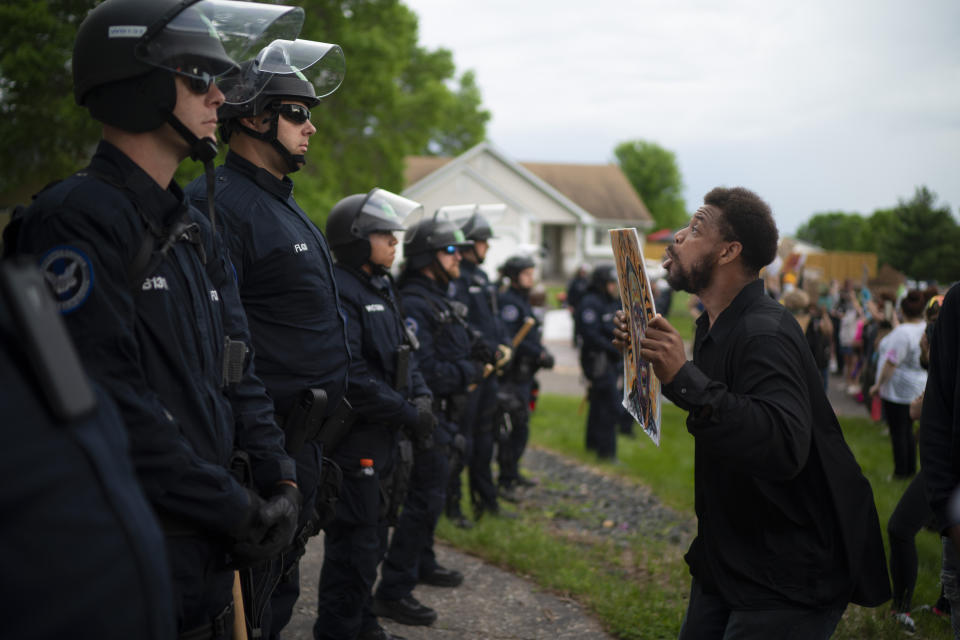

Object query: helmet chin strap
[167,113,218,233]
[233,109,304,174]
[429,256,453,285]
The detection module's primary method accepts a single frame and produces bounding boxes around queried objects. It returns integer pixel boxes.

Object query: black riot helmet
[327,189,422,270]
[500,255,536,283]
[218,39,345,172]
[590,263,618,295]
[402,213,474,274]
[73,0,305,161]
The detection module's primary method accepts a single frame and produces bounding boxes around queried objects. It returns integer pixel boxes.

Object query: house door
[541,224,564,281]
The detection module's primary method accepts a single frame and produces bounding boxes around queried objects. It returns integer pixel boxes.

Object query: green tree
[1,0,491,222]
[613,139,687,230]
[879,186,960,283]
[0,1,100,205]
[795,211,870,251]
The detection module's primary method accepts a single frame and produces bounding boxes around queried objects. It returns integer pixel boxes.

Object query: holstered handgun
[316,398,355,454]
[282,388,327,456]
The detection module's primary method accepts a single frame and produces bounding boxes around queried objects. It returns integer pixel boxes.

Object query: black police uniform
[185,150,350,638]
[16,141,296,638]
[577,289,625,459]
[0,265,175,640]
[566,273,590,345]
[497,284,548,488]
[377,272,479,601]
[450,259,508,515]
[314,264,431,639]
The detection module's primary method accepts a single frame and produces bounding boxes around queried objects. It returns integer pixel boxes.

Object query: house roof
[519,162,652,224]
[404,148,653,226]
[404,156,451,187]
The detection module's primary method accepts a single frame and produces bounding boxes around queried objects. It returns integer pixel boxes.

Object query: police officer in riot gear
[10,1,305,637]
[448,205,513,523]
[374,214,480,627]
[0,259,175,640]
[497,255,555,499]
[184,43,349,639]
[578,264,631,460]
[323,189,435,640]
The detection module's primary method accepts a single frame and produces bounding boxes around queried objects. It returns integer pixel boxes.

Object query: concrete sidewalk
[284,539,614,640]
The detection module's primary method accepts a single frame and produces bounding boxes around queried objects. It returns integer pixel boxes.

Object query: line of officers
[0,2,553,639]
[566,265,635,462]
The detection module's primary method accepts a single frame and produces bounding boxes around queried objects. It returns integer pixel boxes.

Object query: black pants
[883,399,917,477]
[888,470,933,612]
[255,441,323,639]
[497,380,531,487]
[377,444,449,601]
[678,579,845,640]
[167,536,235,640]
[463,375,499,512]
[586,369,619,459]
[314,426,394,640]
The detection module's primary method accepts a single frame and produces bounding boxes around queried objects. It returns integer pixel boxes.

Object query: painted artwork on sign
[609,228,661,445]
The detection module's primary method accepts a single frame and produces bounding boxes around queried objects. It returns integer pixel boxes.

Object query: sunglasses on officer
[174,64,217,95]
[275,103,312,125]
[440,245,460,255]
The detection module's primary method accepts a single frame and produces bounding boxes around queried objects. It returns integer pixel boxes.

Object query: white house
[403,142,652,281]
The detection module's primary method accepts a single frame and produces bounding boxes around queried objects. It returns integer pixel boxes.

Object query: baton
[512,317,536,348]
[232,571,248,640]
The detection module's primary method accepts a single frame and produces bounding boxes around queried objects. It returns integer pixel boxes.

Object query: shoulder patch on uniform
[582,308,598,324]
[405,317,419,335]
[502,304,519,322]
[40,245,94,313]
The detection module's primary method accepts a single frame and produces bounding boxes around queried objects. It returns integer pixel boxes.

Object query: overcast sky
[402,0,960,234]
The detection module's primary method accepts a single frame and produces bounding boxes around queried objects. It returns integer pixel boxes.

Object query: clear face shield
[442,203,506,242]
[219,37,346,105]
[135,0,306,102]
[354,188,423,237]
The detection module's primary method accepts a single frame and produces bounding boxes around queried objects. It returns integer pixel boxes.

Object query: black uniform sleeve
[19,195,253,535]
[341,295,419,427]
[578,297,620,357]
[662,331,813,481]
[921,283,960,531]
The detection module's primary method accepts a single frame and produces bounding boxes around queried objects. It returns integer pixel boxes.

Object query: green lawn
[439,393,953,639]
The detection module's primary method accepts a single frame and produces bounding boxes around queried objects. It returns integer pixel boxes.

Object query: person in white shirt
[871,290,928,478]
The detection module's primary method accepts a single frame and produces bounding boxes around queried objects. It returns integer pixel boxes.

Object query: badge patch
[40,246,94,313]
[365,303,385,312]
[447,282,457,297]
[582,308,598,324]
[502,304,519,322]
[404,317,419,335]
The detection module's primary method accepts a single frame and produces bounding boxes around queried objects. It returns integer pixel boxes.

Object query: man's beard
[665,249,718,294]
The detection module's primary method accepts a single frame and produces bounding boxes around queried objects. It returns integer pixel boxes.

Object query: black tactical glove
[539,350,555,370]
[410,395,437,441]
[231,484,301,563]
[408,396,435,450]
[470,338,496,364]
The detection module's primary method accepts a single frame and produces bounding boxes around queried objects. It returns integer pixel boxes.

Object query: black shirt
[920,282,960,532]
[663,279,889,608]
[186,151,350,415]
